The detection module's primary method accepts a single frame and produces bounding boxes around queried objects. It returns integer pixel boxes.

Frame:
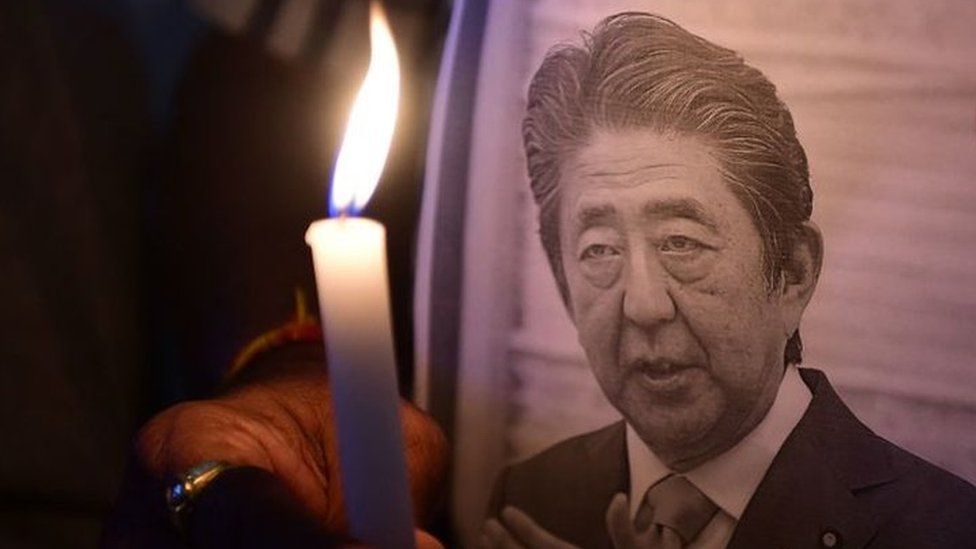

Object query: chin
[622,391,725,458]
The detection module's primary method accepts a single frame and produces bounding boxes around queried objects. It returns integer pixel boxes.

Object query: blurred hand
[482,496,650,549]
[133,353,449,544]
[604,493,657,549]
[482,507,579,549]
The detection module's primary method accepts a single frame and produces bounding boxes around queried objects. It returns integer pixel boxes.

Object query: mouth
[629,359,700,395]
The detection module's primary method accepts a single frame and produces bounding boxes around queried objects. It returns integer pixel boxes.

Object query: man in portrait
[483,12,976,549]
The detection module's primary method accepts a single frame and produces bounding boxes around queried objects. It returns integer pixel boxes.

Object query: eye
[580,244,620,261]
[576,241,623,288]
[659,235,704,254]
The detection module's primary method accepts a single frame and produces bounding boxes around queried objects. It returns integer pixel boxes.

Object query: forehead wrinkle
[579,161,682,179]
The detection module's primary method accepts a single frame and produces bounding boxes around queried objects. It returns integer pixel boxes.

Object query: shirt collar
[627,365,812,520]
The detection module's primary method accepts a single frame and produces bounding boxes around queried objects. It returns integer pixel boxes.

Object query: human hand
[345,530,443,549]
[481,507,580,549]
[114,347,448,546]
[481,495,656,549]
[604,492,659,548]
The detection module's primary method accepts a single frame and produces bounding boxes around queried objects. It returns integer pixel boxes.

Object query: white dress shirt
[626,365,812,548]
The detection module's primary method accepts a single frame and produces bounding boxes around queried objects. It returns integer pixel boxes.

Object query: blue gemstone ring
[165,460,235,536]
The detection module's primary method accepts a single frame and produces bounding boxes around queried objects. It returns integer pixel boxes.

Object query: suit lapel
[728,369,901,549]
[576,421,629,548]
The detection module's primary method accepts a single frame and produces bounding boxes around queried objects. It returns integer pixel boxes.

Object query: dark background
[0,1,449,546]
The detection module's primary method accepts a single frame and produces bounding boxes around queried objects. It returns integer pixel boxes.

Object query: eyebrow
[573,198,719,233]
[575,203,618,229]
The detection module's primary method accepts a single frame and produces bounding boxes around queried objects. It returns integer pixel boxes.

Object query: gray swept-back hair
[524,12,813,365]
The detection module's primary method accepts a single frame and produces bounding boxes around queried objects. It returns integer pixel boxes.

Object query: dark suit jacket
[489,369,976,548]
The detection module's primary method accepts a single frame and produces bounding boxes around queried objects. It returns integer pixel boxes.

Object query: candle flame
[330,2,400,217]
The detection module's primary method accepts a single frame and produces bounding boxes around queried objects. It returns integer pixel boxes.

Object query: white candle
[303,2,414,547]
[305,218,414,548]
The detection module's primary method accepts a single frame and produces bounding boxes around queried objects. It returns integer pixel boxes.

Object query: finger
[501,507,579,549]
[400,402,450,523]
[605,493,640,549]
[484,518,526,549]
[415,528,444,549]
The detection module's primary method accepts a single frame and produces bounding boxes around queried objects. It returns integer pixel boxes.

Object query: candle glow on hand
[330,1,400,216]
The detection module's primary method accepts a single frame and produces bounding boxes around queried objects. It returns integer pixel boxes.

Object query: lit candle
[305,3,414,548]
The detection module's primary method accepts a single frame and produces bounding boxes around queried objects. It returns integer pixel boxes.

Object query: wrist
[223,288,322,389]
[220,341,327,395]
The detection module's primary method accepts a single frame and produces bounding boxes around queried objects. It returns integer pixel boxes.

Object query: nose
[622,248,676,327]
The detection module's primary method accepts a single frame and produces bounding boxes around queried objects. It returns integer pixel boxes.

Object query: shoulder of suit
[882,438,976,513]
[487,421,626,530]
[830,417,976,543]
[506,422,625,479]
[799,368,975,500]
[866,447,976,546]
[491,422,624,506]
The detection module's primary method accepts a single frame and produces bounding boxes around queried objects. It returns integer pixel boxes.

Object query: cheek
[569,273,624,363]
[673,275,775,379]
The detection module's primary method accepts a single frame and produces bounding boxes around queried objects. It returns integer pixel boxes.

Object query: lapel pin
[820,529,841,548]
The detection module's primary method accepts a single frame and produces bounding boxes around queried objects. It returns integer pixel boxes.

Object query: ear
[778,221,823,337]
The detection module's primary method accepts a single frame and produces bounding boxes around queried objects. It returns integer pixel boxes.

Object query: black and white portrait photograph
[413,1,976,547]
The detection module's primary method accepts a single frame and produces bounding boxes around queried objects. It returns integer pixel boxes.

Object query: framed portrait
[414,1,976,546]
